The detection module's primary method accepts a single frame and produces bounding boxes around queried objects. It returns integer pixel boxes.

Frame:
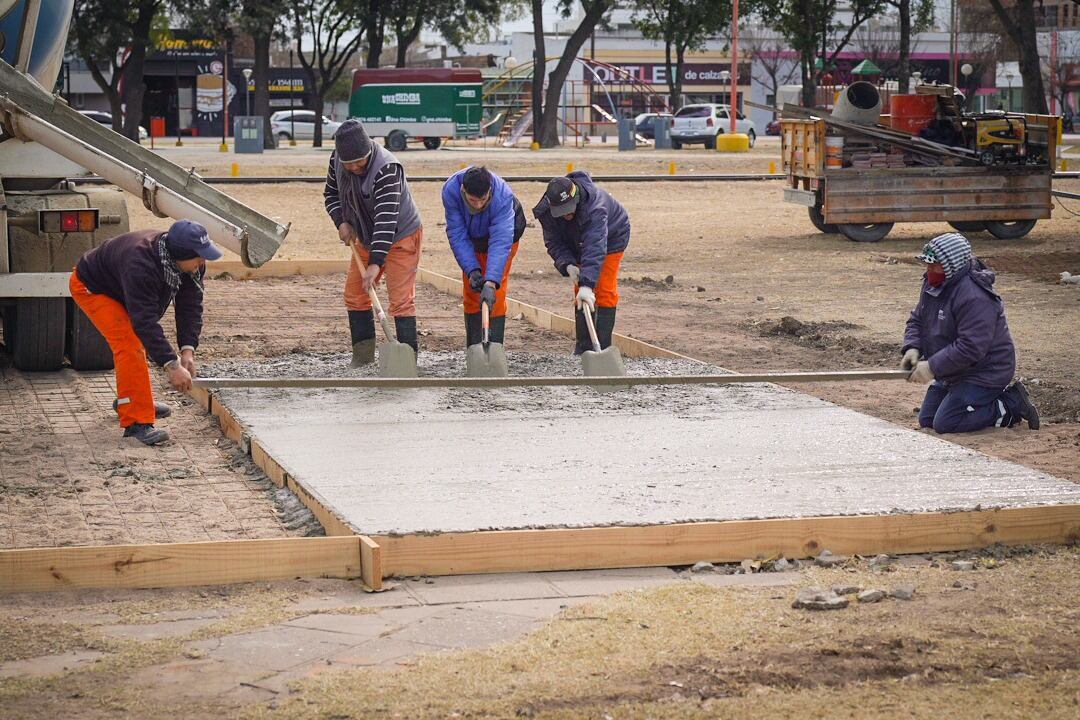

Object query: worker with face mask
[442,165,526,347]
[901,232,1039,433]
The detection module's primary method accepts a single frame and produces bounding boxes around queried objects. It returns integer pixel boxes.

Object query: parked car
[670,104,756,149]
[270,110,342,145]
[634,112,672,140]
[766,119,781,136]
[77,110,148,140]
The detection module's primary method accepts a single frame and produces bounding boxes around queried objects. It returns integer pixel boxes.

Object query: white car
[77,110,148,140]
[270,110,342,145]
[670,104,756,149]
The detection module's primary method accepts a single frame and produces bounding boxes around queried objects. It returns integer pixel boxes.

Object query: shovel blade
[582,346,627,391]
[465,342,509,377]
[377,341,418,378]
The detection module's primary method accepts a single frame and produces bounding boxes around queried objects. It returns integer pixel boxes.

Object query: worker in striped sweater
[324,120,423,367]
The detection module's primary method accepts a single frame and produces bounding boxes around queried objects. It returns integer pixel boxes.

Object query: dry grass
[249,549,1079,720]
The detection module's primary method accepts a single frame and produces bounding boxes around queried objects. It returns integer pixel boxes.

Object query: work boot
[348,310,376,367]
[595,306,618,350]
[394,316,419,355]
[113,399,171,419]
[488,315,506,345]
[464,312,483,347]
[573,308,591,356]
[123,423,170,446]
[1009,380,1041,430]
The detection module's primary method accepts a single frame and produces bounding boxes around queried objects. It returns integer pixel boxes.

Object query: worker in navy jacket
[533,171,630,354]
[442,166,526,346]
[902,232,1039,433]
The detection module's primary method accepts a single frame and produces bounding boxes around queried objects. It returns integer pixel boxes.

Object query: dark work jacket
[902,258,1015,389]
[75,230,204,366]
[532,171,630,288]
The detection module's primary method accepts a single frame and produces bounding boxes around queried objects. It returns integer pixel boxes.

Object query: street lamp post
[730,0,739,135]
[242,67,253,117]
[1005,69,1014,112]
[288,48,296,146]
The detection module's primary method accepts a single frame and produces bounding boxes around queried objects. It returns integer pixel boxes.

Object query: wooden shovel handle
[580,306,602,353]
[350,242,394,342]
[481,299,490,345]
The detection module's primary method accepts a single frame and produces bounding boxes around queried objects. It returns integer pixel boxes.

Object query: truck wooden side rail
[781,117,1058,243]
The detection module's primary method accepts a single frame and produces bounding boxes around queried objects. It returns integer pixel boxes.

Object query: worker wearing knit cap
[901,232,1040,433]
[323,119,424,367]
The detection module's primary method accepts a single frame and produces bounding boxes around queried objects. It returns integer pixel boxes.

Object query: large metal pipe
[3,103,250,257]
[832,81,882,126]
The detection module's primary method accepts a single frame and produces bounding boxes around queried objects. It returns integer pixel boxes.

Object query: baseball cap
[545,177,579,216]
[165,219,223,261]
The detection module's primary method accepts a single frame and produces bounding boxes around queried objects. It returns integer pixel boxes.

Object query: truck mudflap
[0,58,289,267]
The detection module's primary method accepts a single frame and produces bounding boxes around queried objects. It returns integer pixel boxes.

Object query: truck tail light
[39,209,99,234]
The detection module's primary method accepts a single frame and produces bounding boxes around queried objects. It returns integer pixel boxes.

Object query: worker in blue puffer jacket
[442,166,526,346]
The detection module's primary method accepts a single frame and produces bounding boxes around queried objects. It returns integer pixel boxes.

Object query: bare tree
[744,29,798,116]
[987,0,1049,113]
[1042,31,1080,117]
[885,0,934,92]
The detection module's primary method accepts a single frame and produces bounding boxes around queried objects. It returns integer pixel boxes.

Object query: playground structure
[483,57,670,147]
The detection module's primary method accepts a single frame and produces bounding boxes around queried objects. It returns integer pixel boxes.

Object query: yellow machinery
[970,114,1029,166]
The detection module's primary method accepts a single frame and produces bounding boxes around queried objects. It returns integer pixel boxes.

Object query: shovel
[350,242,417,378]
[580,305,626,379]
[465,301,509,377]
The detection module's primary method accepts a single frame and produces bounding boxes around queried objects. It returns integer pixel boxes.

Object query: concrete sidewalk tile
[465,596,593,620]
[391,606,542,650]
[284,612,396,640]
[329,637,441,668]
[97,617,224,641]
[400,572,563,605]
[184,625,354,672]
[129,658,270,701]
[0,650,107,679]
[690,573,800,589]
[288,587,419,614]
[543,567,682,596]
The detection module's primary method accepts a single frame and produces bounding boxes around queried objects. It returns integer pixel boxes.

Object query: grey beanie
[335,119,373,163]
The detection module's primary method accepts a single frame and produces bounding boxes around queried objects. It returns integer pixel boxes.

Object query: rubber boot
[595,306,618,350]
[464,312,483,347]
[123,423,170,446]
[394,316,419,355]
[573,308,591,356]
[348,310,376,367]
[488,315,506,345]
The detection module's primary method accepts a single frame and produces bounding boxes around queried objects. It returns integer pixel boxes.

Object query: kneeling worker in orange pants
[70,220,221,445]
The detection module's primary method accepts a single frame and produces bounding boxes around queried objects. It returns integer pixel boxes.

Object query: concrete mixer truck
[0,0,288,371]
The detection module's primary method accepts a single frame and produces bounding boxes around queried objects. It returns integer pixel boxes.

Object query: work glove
[480,281,497,309]
[575,285,595,311]
[468,268,484,292]
[565,264,580,284]
[901,348,920,371]
[908,360,935,385]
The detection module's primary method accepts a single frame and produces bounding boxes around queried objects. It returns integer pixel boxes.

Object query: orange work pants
[574,251,623,308]
[69,270,156,428]
[344,227,423,316]
[462,242,519,317]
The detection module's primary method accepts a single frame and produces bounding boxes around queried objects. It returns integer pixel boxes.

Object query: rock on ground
[792,587,849,611]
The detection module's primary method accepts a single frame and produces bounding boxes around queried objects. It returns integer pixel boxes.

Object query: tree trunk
[674,43,686,112]
[988,0,1049,114]
[800,48,815,108]
[312,89,325,147]
[531,0,545,145]
[107,86,125,132]
[536,1,611,148]
[253,32,274,149]
[665,40,678,111]
[395,19,423,68]
[122,46,148,142]
[365,3,386,68]
[897,0,911,93]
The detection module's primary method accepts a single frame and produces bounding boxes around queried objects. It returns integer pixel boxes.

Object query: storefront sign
[587,62,752,86]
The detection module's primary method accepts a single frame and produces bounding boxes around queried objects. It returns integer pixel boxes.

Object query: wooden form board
[0,536,363,593]
[374,505,1080,578]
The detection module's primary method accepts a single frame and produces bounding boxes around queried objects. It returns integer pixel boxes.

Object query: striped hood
[917,232,972,279]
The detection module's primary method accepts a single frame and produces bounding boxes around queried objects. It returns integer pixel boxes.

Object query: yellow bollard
[567,162,574,173]
[1062,159,1068,172]
[231,162,240,177]
[668,161,676,175]
[768,160,777,174]
[530,141,540,151]
[218,142,228,153]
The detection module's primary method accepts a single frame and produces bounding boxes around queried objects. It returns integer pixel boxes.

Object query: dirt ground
[3,142,1079,716]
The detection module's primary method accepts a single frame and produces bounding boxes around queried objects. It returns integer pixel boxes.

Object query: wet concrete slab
[211,353,1080,536]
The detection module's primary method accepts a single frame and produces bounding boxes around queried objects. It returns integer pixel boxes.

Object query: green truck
[349,68,483,151]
